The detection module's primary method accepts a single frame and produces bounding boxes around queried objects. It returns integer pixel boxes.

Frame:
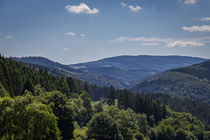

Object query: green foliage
[72,122,88,140]
[67,77,80,93]
[145,93,210,125]
[133,60,210,104]
[87,112,123,140]
[175,129,197,140]
[92,101,103,113]
[22,79,34,94]
[107,85,115,106]
[0,83,9,97]
[107,106,149,140]
[36,90,75,140]
[151,111,205,140]
[70,91,93,127]
[0,55,80,97]
[0,55,209,140]
[0,95,61,140]
[117,91,167,125]
[203,131,210,140]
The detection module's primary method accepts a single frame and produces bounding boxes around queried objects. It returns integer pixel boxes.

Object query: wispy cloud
[66,32,76,37]
[113,36,206,48]
[140,43,160,46]
[167,41,204,48]
[5,35,13,40]
[64,48,69,52]
[65,3,99,14]
[182,25,210,32]
[121,2,127,7]
[128,5,143,12]
[194,36,210,43]
[184,0,197,5]
[201,17,210,21]
[178,0,197,5]
[121,2,143,12]
[115,36,172,43]
[80,34,86,37]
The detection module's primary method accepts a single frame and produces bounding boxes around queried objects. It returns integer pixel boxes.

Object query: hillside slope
[70,55,206,86]
[12,57,127,89]
[132,60,210,103]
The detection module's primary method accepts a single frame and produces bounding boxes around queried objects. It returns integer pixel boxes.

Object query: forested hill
[71,55,206,71]
[1,55,210,140]
[12,55,207,89]
[12,56,127,89]
[172,60,210,81]
[70,55,206,86]
[132,60,210,104]
[144,93,210,125]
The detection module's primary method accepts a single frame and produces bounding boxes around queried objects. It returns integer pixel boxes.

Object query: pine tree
[107,85,115,106]
[22,80,34,94]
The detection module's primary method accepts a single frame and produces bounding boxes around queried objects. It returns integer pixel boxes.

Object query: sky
[0,0,210,64]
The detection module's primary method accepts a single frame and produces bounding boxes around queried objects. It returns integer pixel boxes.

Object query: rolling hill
[13,55,207,89]
[12,57,127,89]
[70,55,206,87]
[132,60,210,104]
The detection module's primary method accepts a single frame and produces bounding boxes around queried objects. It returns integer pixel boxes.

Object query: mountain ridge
[132,60,210,104]
[12,55,207,89]
[70,55,207,87]
[12,56,127,89]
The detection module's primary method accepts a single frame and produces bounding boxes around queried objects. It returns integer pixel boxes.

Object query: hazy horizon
[8,54,208,65]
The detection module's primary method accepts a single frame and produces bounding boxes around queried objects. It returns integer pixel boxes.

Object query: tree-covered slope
[1,55,210,140]
[71,55,206,71]
[12,56,127,89]
[0,56,76,96]
[84,66,159,86]
[144,93,210,125]
[70,55,206,87]
[132,60,210,103]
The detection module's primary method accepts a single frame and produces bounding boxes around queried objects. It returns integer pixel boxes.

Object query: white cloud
[128,5,143,12]
[201,17,210,21]
[64,48,69,52]
[113,36,206,48]
[121,2,127,7]
[65,3,99,14]
[80,34,86,37]
[195,36,210,43]
[184,0,197,4]
[140,43,160,46]
[115,36,172,43]
[5,35,13,40]
[167,41,204,48]
[182,25,210,32]
[66,32,76,37]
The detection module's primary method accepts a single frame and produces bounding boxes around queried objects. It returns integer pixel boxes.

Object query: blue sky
[0,0,210,64]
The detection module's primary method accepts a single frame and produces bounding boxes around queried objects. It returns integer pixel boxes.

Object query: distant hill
[12,57,127,89]
[132,60,210,104]
[13,55,207,89]
[70,55,207,87]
